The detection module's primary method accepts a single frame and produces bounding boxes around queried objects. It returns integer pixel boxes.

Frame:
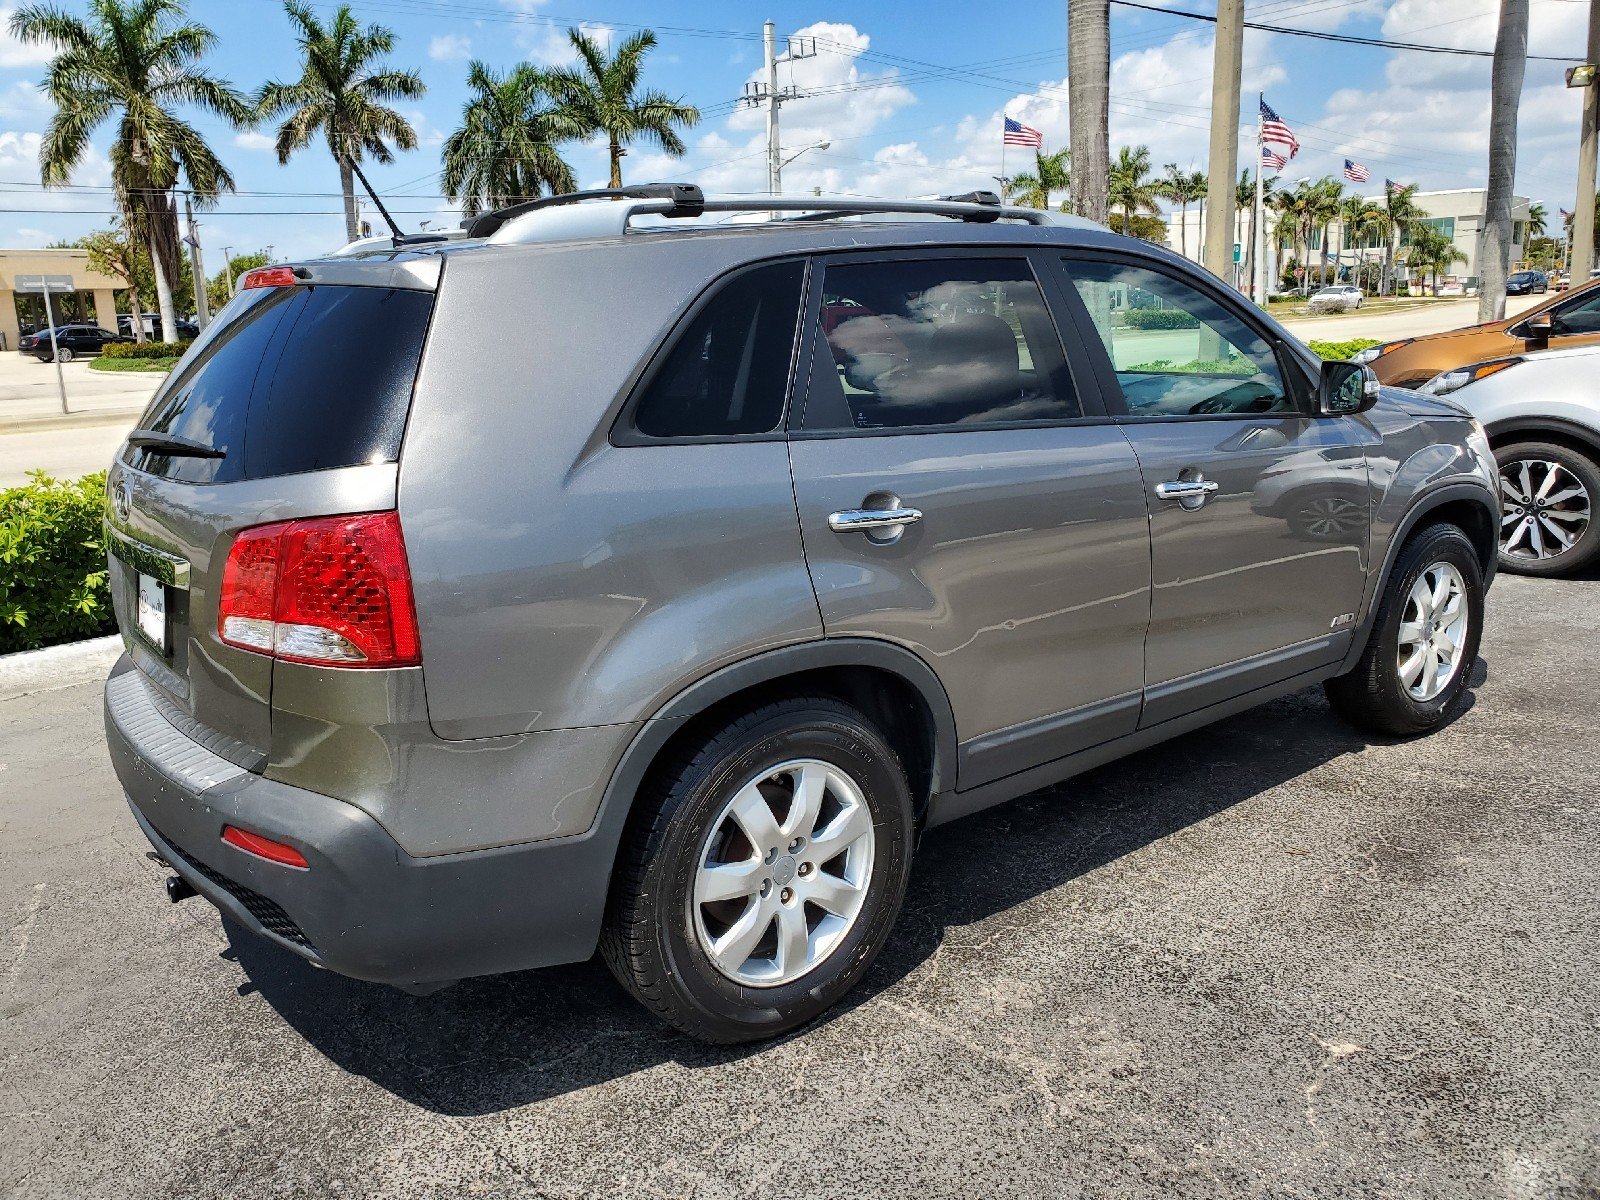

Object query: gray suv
[103,187,1500,1043]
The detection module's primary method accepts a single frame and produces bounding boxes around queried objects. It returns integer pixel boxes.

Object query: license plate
[136,573,167,654]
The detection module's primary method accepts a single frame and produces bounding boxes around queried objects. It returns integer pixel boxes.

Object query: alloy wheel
[1498,458,1591,563]
[1396,561,1469,702]
[692,758,875,988]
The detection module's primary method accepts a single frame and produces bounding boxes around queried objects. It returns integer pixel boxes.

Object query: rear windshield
[124,284,433,483]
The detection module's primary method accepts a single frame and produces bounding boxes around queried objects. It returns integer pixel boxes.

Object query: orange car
[1356,276,1600,388]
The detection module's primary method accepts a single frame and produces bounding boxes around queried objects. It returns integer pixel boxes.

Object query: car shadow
[232,674,1481,1116]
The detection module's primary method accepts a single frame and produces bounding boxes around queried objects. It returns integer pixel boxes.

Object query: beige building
[0,247,122,352]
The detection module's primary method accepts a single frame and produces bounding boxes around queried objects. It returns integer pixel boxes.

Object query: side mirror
[1317,360,1380,416]
[1524,312,1555,342]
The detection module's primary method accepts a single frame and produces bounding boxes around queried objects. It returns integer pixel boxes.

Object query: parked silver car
[102,186,1499,1042]
[1308,284,1364,313]
[1418,341,1600,575]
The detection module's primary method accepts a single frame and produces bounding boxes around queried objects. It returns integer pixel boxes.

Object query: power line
[1109,0,1582,60]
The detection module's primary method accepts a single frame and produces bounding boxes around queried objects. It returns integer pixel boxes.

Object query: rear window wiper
[126,429,225,459]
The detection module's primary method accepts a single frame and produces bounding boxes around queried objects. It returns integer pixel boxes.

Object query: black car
[17,324,131,362]
[1506,270,1549,296]
[117,315,199,341]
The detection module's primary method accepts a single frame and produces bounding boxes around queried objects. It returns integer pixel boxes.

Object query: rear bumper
[104,656,619,989]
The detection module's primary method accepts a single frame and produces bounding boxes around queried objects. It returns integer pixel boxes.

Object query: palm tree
[1479,0,1528,321]
[1309,177,1345,287]
[10,0,250,343]
[1009,148,1071,211]
[1404,223,1467,296]
[1157,163,1207,260]
[547,28,698,190]
[443,62,577,216]
[1108,145,1161,236]
[1237,168,1277,296]
[258,1,425,243]
[1275,182,1317,295]
[1527,201,1548,241]
[1068,0,1110,224]
[1338,193,1379,291]
[1380,183,1424,297]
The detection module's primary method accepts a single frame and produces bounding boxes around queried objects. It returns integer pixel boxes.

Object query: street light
[1566,63,1596,88]
[778,140,829,172]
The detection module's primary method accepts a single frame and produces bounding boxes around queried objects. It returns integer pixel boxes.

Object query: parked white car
[1308,285,1364,313]
[1418,341,1599,576]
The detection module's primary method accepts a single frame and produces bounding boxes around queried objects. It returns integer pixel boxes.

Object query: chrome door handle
[1153,479,1220,501]
[828,506,923,533]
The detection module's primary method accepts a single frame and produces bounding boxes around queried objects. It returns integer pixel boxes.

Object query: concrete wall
[0,248,124,352]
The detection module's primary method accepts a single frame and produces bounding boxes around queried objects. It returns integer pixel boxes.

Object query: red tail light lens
[217,511,421,668]
[222,825,309,869]
[241,266,297,290]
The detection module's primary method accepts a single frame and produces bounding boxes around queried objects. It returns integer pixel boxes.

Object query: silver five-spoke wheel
[693,759,875,988]
[1499,458,1591,562]
[1396,561,1469,702]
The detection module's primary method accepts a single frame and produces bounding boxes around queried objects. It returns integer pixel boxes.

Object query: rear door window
[126,285,434,483]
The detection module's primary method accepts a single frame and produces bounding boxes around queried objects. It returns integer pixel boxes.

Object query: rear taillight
[217,511,421,668]
[241,266,297,289]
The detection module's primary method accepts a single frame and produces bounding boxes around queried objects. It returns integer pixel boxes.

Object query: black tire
[1493,440,1600,577]
[602,696,915,1043]
[1325,523,1484,737]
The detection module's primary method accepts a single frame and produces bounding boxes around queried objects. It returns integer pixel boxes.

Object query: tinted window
[1554,285,1600,335]
[804,257,1079,431]
[631,260,805,438]
[127,285,433,483]
[1062,257,1292,417]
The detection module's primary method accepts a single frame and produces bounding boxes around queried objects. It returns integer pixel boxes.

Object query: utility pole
[1068,0,1110,224]
[746,22,817,197]
[183,193,211,331]
[1572,0,1600,281]
[222,247,236,299]
[1203,0,1245,285]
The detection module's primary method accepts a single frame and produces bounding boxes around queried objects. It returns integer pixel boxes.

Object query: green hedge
[0,472,115,654]
[1123,308,1201,330]
[90,356,180,373]
[1308,338,1382,361]
[102,339,195,360]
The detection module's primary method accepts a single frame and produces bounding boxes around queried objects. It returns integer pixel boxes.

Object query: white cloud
[522,20,614,66]
[0,7,53,68]
[428,33,471,62]
[0,130,113,218]
[0,78,46,122]
[234,131,276,153]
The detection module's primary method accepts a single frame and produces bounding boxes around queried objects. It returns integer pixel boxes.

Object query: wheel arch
[1485,417,1600,464]
[1341,482,1498,673]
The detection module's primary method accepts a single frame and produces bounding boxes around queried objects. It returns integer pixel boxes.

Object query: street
[3,569,1597,1199]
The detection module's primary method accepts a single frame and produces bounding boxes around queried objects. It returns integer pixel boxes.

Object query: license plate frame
[136,572,168,655]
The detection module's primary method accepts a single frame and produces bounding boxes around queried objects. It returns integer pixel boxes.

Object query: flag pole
[1252,93,1266,306]
[999,121,1007,203]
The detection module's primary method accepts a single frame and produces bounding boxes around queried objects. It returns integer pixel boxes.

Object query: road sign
[1233,243,1242,263]
[12,274,74,293]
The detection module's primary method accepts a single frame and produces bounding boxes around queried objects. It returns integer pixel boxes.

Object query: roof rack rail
[467,184,706,238]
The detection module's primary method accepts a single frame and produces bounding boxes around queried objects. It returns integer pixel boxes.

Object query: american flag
[1384,178,1402,192]
[1262,145,1287,171]
[1344,159,1370,183]
[1561,207,1573,220]
[1003,117,1043,148]
[1259,99,1299,156]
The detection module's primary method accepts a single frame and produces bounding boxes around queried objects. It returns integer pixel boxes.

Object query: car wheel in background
[1495,441,1599,577]
[1325,523,1484,737]
[54,346,74,363]
[602,696,915,1043]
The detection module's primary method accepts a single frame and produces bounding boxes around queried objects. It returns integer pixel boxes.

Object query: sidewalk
[0,352,163,433]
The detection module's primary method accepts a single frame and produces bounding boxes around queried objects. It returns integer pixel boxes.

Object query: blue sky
[0,0,1592,262]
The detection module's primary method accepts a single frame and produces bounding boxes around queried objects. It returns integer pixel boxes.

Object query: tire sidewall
[1494,442,1600,577]
[645,705,913,1039]
[1373,527,1484,729]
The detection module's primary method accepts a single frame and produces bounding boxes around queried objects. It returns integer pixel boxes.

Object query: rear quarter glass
[124,284,434,484]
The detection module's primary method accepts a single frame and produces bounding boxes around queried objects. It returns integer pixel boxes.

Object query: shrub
[90,356,180,373]
[102,339,194,360]
[0,472,116,654]
[1122,308,1201,330]
[1308,338,1382,362]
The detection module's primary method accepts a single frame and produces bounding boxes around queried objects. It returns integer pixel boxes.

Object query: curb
[0,409,142,436]
[0,635,121,698]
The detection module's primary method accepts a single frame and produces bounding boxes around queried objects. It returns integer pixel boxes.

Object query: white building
[1164,187,1530,293]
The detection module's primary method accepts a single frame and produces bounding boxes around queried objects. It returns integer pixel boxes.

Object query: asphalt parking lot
[3,569,1598,1199]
